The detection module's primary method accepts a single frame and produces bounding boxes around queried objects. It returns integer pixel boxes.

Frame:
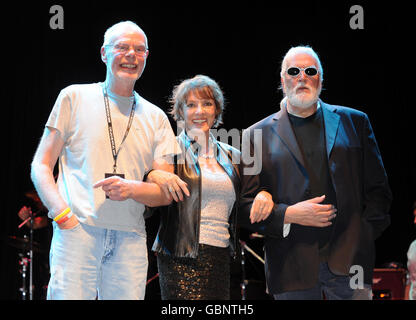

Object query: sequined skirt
[157,244,230,300]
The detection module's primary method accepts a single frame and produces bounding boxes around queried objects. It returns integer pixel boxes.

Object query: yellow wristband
[54,207,71,222]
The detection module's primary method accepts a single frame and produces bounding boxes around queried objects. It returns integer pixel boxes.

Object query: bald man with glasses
[240,46,392,300]
[31,21,180,299]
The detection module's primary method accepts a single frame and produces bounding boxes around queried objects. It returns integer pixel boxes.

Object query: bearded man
[239,46,392,300]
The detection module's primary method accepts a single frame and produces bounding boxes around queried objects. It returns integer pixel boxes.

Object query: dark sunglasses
[286,66,319,77]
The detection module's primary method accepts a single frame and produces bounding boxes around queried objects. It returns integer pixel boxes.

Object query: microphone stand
[240,241,246,300]
[18,211,37,300]
[18,244,28,300]
[239,239,266,300]
[29,214,33,300]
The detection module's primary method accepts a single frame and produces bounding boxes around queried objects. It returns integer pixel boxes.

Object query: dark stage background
[1,1,414,299]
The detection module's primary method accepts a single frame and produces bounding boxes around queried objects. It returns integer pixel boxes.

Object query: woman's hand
[147,170,190,202]
[250,191,274,224]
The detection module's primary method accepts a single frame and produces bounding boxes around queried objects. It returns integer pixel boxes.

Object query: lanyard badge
[102,86,136,178]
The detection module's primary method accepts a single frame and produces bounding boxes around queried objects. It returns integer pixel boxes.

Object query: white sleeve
[283,223,291,238]
[153,116,181,160]
[45,88,73,141]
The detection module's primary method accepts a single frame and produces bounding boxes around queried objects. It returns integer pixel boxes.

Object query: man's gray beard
[288,94,319,108]
[286,85,321,109]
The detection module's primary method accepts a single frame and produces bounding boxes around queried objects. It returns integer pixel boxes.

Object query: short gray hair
[169,75,225,128]
[102,21,148,48]
[280,45,324,82]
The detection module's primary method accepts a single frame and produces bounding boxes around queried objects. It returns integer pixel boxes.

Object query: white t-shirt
[46,82,179,234]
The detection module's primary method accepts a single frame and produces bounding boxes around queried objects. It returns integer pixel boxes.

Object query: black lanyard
[102,86,137,173]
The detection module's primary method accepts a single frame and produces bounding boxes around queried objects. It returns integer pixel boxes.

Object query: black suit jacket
[239,100,392,294]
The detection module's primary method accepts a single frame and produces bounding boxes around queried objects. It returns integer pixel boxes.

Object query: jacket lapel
[321,101,340,159]
[272,105,306,168]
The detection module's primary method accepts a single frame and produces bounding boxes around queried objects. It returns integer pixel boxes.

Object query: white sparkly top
[199,164,236,248]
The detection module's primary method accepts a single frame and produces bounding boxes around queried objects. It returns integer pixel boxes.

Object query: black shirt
[288,107,337,260]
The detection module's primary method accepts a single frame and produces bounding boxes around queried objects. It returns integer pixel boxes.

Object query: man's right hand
[284,195,337,227]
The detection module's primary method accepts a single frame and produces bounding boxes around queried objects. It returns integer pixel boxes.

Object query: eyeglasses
[286,66,319,77]
[106,43,148,58]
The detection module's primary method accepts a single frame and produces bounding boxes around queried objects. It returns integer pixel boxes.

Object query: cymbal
[7,236,42,253]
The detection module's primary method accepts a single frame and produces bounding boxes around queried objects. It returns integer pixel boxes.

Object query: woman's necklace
[198,134,215,159]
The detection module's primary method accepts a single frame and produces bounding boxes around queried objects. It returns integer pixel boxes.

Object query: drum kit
[7,234,42,300]
[6,191,47,300]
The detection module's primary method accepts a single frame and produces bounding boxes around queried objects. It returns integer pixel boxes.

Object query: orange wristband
[56,211,73,225]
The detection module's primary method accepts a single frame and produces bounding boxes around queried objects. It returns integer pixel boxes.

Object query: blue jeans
[47,222,148,300]
[274,262,372,300]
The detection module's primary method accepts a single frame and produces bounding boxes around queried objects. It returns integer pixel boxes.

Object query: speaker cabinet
[372,268,407,300]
